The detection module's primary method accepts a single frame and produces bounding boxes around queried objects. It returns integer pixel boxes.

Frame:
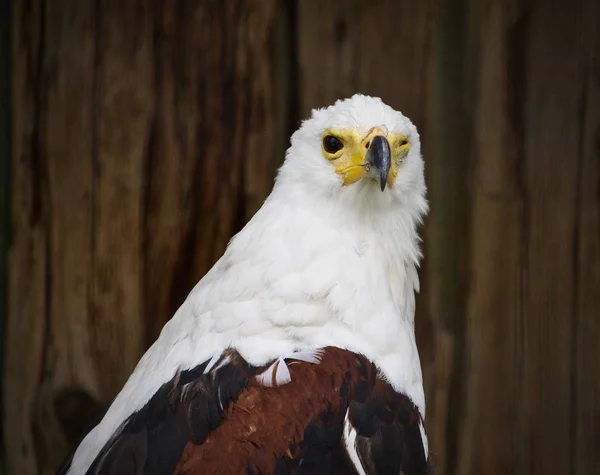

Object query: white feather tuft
[203,352,222,374]
[203,352,231,375]
[342,409,367,475]
[285,349,324,365]
[255,358,292,387]
[419,420,429,460]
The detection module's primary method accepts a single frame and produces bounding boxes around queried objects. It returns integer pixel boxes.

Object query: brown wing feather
[175,347,375,474]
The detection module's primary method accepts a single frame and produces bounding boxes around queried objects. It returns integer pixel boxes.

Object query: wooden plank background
[2,0,599,474]
[0,0,9,469]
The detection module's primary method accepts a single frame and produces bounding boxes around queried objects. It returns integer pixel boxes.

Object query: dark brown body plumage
[58,347,433,475]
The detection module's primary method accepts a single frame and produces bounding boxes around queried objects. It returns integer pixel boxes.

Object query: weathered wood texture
[297,0,436,127]
[436,1,600,475]
[5,1,279,474]
[3,0,600,475]
[0,0,9,469]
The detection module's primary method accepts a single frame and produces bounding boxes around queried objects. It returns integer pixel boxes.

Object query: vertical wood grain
[574,1,600,473]
[519,2,587,473]
[38,0,99,470]
[426,0,471,471]
[0,0,9,467]
[5,2,47,473]
[296,0,436,127]
[92,0,153,398]
[457,1,598,475]
[458,3,524,473]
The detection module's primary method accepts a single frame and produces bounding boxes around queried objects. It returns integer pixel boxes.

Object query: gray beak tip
[380,177,387,192]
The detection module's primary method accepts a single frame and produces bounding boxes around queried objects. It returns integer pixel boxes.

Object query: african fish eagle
[59,94,433,475]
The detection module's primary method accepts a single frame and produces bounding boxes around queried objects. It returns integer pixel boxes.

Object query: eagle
[59,94,432,475]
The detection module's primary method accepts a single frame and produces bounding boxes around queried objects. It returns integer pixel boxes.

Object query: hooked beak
[365,135,392,191]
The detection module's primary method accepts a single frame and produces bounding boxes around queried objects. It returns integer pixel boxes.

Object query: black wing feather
[348,386,429,475]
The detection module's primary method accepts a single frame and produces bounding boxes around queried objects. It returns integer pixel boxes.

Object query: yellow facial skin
[321,127,411,188]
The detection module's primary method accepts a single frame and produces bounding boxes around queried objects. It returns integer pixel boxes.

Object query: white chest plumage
[68,195,425,475]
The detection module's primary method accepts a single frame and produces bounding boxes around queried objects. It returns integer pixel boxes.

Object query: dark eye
[323,135,344,154]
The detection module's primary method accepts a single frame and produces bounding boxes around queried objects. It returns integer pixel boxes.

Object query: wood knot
[54,387,103,446]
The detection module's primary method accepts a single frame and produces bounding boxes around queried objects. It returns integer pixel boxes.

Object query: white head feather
[68,93,429,474]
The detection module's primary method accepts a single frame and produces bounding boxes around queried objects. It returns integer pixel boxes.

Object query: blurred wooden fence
[2,1,599,475]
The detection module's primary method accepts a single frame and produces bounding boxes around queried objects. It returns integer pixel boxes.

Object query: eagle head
[275,94,426,215]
